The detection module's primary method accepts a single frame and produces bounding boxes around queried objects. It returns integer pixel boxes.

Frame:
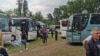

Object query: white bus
[59,19,68,39]
[0,13,11,43]
[10,17,37,41]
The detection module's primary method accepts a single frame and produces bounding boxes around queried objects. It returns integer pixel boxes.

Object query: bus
[66,13,100,43]
[59,19,68,39]
[10,17,37,41]
[0,13,11,43]
[36,21,47,29]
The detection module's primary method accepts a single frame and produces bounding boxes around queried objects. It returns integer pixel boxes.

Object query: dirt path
[9,40,67,56]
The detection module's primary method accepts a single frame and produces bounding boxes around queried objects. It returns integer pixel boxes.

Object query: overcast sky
[0,0,68,17]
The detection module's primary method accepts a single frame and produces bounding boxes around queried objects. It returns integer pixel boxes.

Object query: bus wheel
[0,47,8,56]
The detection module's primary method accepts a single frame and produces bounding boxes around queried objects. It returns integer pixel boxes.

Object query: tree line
[0,0,100,25]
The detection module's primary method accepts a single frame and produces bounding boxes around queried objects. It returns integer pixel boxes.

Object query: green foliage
[34,12,43,21]
[52,0,100,24]
[17,0,28,17]
[47,13,53,20]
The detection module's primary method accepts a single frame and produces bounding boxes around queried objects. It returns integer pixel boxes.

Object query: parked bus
[0,13,11,43]
[36,21,47,29]
[10,17,37,40]
[59,19,68,39]
[66,13,100,43]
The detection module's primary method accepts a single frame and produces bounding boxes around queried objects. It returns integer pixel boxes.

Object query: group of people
[37,27,59,44]
[50,28,58,41]
[82,27,100,56]
[37,27,48,44]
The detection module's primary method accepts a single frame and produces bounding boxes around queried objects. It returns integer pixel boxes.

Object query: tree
[59,5,69,19]
[47,13,53,20]
[53,8,62,24]
[0,10,4,13]
[23,0,28,17]
[34,12,43,21]
[17,0,28,17]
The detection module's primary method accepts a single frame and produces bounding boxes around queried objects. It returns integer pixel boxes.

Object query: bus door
[71,14,89,42]
[71,15,82,42]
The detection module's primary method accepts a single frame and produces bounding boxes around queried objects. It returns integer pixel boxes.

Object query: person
[41,29,48,44]
[20,31,28,52]
[55,28,58,41]
[82,27,99,48]
[85,28,100,56]
[51,28,54,38]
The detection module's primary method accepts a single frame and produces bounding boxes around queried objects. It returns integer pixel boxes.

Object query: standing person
[41,29,48,44]
[55,29,58,41]
[51,29,54,38]
[85,28,100,56]
[20,31,28,52]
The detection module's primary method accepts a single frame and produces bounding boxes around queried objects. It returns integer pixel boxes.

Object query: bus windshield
[68,14,89,32]
[11,18,36,31]
[0,15,9,32]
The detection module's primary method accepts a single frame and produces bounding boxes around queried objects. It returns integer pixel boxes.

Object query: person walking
[51,29,54,38]
[85,28,100,56]
[55,29,58,41]
[41,29,48,44]
[20,31,28,52]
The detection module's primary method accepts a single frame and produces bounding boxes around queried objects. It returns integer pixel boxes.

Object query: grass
[5,34,60,54]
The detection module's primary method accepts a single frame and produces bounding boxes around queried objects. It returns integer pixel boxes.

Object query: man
[85,28,100,56]
[82,27,99,48]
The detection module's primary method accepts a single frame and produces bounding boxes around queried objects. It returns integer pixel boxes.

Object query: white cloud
[0,0,17,11]
[29,0,68,17]
[0,0,68,17]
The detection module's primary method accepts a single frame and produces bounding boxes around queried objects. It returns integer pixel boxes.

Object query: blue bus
[66,13,100,43]
[0,13,11,43]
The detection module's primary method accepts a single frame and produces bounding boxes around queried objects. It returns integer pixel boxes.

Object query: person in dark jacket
[55,29,58,41]
[85,28,100,56]
[41,29,48,44]
[51,29,54,38]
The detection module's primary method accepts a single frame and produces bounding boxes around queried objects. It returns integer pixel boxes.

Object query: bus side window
[90,15,100,24]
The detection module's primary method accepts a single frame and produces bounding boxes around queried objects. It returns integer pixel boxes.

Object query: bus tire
[0,47,8,56]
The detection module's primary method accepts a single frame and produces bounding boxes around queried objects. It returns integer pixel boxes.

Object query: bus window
[72,14,89,31]
[72,15,81,31]
[90,14,100,24]
[62,20,68,27]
